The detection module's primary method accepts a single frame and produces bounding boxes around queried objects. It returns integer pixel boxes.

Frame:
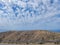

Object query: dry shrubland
[0,30,60,44]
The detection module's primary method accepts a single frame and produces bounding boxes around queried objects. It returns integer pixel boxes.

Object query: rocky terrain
[0,30,60,44]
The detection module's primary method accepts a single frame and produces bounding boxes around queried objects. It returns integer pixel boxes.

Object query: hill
[0,30,60,44]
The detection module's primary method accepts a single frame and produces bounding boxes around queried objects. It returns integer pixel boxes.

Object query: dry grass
[0,30,60,44]
[0,43,60,45]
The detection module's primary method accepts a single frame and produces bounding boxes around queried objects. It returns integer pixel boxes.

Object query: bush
[0,38,2,43]
[54,42,60,44]
[38,41,45,44]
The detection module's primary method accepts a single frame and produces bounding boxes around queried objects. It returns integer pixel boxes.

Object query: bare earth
[0,43,60,45]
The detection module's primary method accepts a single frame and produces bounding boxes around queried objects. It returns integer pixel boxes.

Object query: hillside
[0,30,60,44]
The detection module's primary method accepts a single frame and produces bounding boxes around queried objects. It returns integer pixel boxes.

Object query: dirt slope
[0,30,60,44]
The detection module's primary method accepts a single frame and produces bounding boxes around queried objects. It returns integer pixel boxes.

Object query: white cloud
[0,0,60,30]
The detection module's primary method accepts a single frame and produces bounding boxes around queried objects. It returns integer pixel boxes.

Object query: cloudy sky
[0,0,60,31]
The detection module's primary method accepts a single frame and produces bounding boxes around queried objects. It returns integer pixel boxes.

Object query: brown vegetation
[0,30,60,44]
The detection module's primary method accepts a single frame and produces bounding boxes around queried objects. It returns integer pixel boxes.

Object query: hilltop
[0,30,60,44]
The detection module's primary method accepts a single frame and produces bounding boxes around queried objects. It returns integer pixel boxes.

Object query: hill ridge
[0,30,60,44]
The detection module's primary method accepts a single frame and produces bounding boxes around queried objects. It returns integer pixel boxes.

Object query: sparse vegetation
[0,38,2,43]
[0,30,60,44]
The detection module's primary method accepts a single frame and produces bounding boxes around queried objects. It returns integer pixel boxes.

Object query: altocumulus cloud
[0,0,60,30]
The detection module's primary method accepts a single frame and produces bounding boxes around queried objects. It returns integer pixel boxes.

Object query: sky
[0,0,60,32]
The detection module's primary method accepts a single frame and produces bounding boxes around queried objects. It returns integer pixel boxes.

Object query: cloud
[0,0,60,30]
